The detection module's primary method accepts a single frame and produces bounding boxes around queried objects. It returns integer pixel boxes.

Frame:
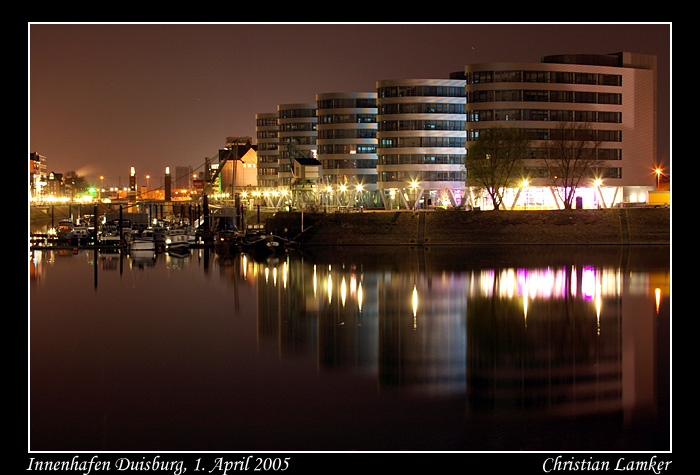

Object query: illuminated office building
[277,103,318,188]
[316,92,380,207]
[376,79,468,209]
[464,52,658,209]
[255,112,280,190]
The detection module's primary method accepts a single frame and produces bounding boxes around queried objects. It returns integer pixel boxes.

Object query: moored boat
[71,226,90,246]
[56,219,75,242]
[130,229,156,251]
[98,224,122,246]
[165,228,190,252]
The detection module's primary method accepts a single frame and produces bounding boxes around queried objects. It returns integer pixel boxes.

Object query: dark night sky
[28,22,671,187]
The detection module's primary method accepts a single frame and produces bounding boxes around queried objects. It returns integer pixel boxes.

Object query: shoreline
[269,207,671,247]
[30,207,671,248]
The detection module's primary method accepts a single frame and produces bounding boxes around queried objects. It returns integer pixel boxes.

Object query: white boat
[71,226,90,245]
[130,229,156,251]
[98,224,122,246]
[165,228,190,251]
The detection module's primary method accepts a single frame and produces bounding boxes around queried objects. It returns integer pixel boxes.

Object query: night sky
[28,23,671,188]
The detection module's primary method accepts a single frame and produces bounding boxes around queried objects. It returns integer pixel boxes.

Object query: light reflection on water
[29,245,670,451]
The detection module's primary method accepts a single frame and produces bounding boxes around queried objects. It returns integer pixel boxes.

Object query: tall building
[255,112,280,190]
[316,92,380,207]
[277,103,318,189]
[464,52,658,209]
[376,79,467,209]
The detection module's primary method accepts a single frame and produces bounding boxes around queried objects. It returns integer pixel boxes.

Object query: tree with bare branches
[465,127,529,210]
[543,122,603,209]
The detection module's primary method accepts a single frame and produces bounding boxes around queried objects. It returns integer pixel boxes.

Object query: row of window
[469,109,621,123]
[318,144,377,154]
[378,154,465,165]
[256,116,279,127]
[470,89,622,105]
[469,70,622,86]
[379,119,466,132]
[279,123,317,133]
[380,171,467,182]
[468,128,622,142]
[317,98,377,109]
[379,137,467,148]
[262,164,622,180]
[261,147,621,165]
[378,102,465,115]
[377,85,465,99]
[467,166,623,180]
[517,147,622,161]
[261,165,621,181]
[318,129,377,140]
[318,114,377,124]
[278,108,316,119]
[321,159,377,169]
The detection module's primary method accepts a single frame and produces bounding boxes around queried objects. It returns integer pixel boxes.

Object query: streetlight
[655,168,662,190]
[594,178,604,209]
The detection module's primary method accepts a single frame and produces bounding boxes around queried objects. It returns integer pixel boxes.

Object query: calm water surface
[29,245,670,452]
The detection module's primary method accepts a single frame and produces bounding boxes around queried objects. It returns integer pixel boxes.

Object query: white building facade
[464,52,658,209]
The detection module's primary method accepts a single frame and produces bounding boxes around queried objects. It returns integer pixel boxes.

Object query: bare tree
[465,127,529,210]
[543,122,603,209]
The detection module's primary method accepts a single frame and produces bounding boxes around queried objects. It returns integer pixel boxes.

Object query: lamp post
[655,168,662,190]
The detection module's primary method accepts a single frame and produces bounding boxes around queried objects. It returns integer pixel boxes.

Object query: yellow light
[412,285,418,317]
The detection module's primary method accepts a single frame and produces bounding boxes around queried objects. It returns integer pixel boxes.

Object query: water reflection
[29,245,670,451]
[242,246,669,423]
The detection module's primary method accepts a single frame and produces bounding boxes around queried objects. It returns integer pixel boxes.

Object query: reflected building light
[358,282,363,313]
[581,267,597,300]
[328,273,332,304]
[478,269,495,296]
[242,255,247,279]
[341,276,347,307]
[596,283,602,335]
[655,288,661,314]
[313,265,317,296]
[350,274,357,297]
[265,267,269,283]
[273,267,277,286]
[283,261,287,289]
[523,296,528,327]
[412,285,418,330]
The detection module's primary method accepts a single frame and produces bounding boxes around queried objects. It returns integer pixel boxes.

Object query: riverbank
[268,207,670,246]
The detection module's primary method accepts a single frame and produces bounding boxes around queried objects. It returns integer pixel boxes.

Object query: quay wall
[268,208,670,246]
[30,204,671,246]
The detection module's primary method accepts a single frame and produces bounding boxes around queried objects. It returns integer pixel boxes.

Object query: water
[29,244,670,452]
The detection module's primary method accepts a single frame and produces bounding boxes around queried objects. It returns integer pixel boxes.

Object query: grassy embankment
[265,207,670,246]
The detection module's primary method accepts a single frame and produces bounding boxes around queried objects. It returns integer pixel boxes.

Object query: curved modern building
[255,112,280,190]
[376,79,467,209]
[464,52,657,209]
[277,103,318,188]
[316,92,380,207]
